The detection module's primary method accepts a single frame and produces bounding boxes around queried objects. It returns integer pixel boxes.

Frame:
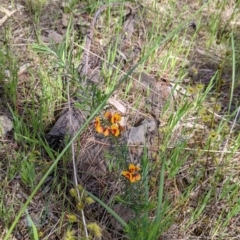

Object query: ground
[0,0,240,239]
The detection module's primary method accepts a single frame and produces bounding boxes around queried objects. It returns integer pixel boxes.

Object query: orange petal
[131,173,141,182]
[128,164,136,173]
[103,127,111,136]
[111,124,120,136]
[94,117,101,127]
[128,164,141,173]
[111,113,121,124]
[122,171,132,181]
[96,125,104,133]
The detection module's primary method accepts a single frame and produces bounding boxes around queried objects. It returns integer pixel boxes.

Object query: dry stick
[219,106,240,164]
[67,82,89,238]
[0,6,16,26]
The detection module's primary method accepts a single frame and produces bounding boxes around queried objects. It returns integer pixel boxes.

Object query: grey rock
[46,106,86,149]
[0,115,13,137]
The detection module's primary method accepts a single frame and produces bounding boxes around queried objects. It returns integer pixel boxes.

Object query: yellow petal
[132,173,141,182]
[122,171,132,181]
[103,127,110,136]
[94,117,101,127]
[128,164,141,173]
[96,125,104,133]
[128,164,136,173]
[111,113,121,123]
[111,124,120,136]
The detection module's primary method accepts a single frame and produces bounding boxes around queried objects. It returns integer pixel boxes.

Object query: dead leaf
[108,98,126,114]
[0,6,16,26]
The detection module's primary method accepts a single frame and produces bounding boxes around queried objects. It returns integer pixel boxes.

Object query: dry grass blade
[66,82,89,238]
[0,6,16,26]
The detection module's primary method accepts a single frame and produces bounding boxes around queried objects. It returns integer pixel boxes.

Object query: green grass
[1,0,240,239]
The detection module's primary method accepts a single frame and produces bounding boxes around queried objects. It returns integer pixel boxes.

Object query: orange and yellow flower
[96,125,104,133]
[95,112,123,137]
[95,117,104,133]
[111,124,120,137]
[94,117,101,128]
[111,113,121,124]
[122,164,141,183]
[128,163,140,173]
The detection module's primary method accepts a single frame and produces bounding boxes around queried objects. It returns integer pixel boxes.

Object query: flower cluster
[122,164,141,183]
[94,111,123,137]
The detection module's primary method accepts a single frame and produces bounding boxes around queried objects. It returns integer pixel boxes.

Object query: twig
[0,6,16,26]
[67,81,88,238]
[219,106,240,164]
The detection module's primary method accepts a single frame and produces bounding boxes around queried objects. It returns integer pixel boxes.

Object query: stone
[0,115,13,137]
